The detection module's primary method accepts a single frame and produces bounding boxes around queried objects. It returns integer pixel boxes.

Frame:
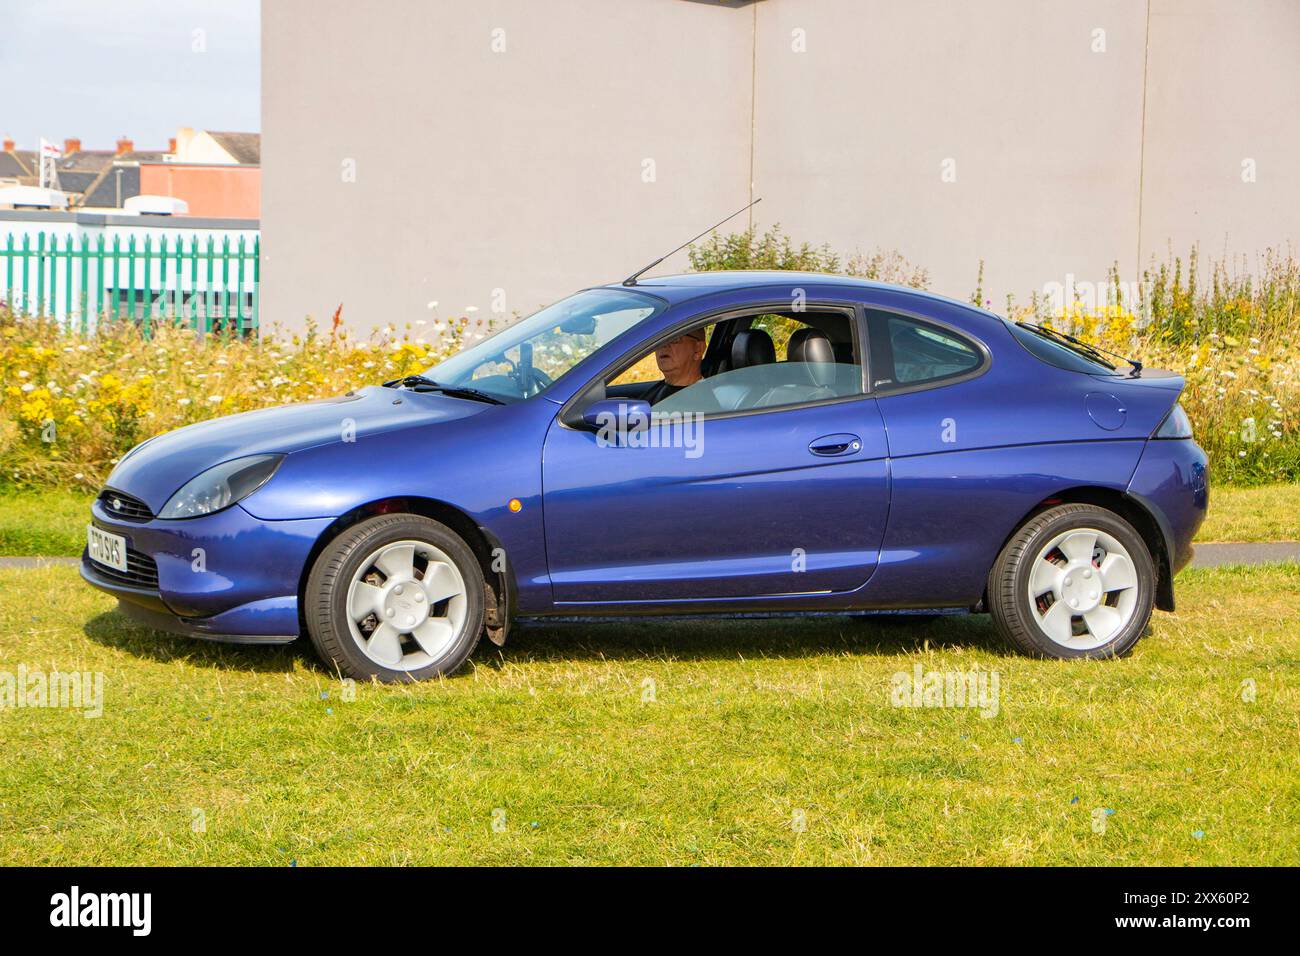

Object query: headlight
[158,455,284,519]
[1154,403,1193,439]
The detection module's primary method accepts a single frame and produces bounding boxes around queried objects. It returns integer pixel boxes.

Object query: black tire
[988,503,1155,659]
[304,513,485,682]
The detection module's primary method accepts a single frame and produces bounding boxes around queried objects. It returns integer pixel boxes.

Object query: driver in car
[644,326,707,405]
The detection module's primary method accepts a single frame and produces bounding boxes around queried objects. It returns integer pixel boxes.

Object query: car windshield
[425,288,663,402]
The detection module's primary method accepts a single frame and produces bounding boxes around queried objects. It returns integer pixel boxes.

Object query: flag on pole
[38,138,62,190]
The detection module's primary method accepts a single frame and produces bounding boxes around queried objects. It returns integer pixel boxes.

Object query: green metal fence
[1,231,260,334]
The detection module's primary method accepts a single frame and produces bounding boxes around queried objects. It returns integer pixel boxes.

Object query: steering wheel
[514,342,555,397]
[521,367,553,396]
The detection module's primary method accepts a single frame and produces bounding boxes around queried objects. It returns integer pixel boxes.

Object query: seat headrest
[787,327,835,364]
[787,327,837,386]
[730,329,776,369]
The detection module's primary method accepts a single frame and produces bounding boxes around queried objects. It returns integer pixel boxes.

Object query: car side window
[635,310,865,416]
[609,325,716,387]
[868,311,982,391]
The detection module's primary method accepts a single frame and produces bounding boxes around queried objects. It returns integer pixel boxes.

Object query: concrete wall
[1139,0,1300,274]
[261,0,1300,334]
[752,0,1148,310]
[262,0,752,334]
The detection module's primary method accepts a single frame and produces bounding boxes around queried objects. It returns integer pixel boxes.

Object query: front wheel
[988,503,1155,659]
[305,514,485,682]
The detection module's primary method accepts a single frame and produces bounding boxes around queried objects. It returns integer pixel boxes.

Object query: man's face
[655,332,705,384]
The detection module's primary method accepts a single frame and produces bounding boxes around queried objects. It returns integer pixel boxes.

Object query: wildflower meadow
[2,234,1297,488]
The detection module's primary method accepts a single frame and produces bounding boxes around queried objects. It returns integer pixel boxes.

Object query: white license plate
[87,524,128,573]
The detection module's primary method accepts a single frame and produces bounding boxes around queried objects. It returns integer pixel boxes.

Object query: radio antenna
[621,197,761,286]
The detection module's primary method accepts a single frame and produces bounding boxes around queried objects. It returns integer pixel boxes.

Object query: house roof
[0,150,34,181]
[54,170,100,195]
[59,150,117,173]
[207,131,260,165]
[78,164,140,209]
[49,148,159,206]
[2,132,260,209]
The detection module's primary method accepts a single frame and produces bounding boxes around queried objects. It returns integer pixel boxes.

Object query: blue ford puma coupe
[82,272,1208,681]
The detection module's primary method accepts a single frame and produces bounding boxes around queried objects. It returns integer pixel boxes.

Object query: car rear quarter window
[868,311,983,391]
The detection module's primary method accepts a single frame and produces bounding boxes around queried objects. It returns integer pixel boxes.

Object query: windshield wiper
[382,375,506,405]
[425,385,506,405]
[383,374,440,389]
[1016,322,1143,375]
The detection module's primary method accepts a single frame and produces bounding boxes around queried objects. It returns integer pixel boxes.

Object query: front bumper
[81,500,333,642]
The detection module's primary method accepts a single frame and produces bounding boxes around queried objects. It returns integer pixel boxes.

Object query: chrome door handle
[809,433,861,457]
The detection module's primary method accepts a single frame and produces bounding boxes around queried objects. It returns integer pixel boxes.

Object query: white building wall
[260,0,1300,333]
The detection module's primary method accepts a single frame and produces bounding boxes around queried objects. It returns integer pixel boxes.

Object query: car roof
[597,270,1001,319]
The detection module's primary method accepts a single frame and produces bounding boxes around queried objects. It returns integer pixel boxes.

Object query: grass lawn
[1,482,1298,558]
[0,486,95,557]
[1196,483,1300,542]
[0,562,1295,865]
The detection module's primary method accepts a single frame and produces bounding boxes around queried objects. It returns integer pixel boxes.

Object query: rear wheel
[305,514,485,682]
[989,503,1154,659]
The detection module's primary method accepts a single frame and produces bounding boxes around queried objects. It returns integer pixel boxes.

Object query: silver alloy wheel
[1026,527,1139,650]
[344,539,468,671]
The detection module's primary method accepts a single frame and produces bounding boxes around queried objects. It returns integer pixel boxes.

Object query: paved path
[0,556,79,568]
[1188,541,1300,568]
[2,543,1297,571]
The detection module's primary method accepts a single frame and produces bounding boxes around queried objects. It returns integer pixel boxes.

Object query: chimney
[115,136,133,156]
[168,137,177,154]
[64,137,81,155]
[2,137,13,153]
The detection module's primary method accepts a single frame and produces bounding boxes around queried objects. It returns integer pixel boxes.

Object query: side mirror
[581,398,652,436]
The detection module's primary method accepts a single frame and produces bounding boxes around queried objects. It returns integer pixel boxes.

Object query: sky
[0,0,259,151]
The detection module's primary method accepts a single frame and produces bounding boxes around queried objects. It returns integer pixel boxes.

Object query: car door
[539,304,890,606]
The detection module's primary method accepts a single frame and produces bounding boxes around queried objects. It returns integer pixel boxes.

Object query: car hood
[105,386,489,512]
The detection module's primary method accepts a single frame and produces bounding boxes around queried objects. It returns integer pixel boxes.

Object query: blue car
[82,272,1208,680]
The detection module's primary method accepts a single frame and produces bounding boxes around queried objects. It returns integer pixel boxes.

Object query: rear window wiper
[382,375,506,405]
[1016,322,1142,375]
